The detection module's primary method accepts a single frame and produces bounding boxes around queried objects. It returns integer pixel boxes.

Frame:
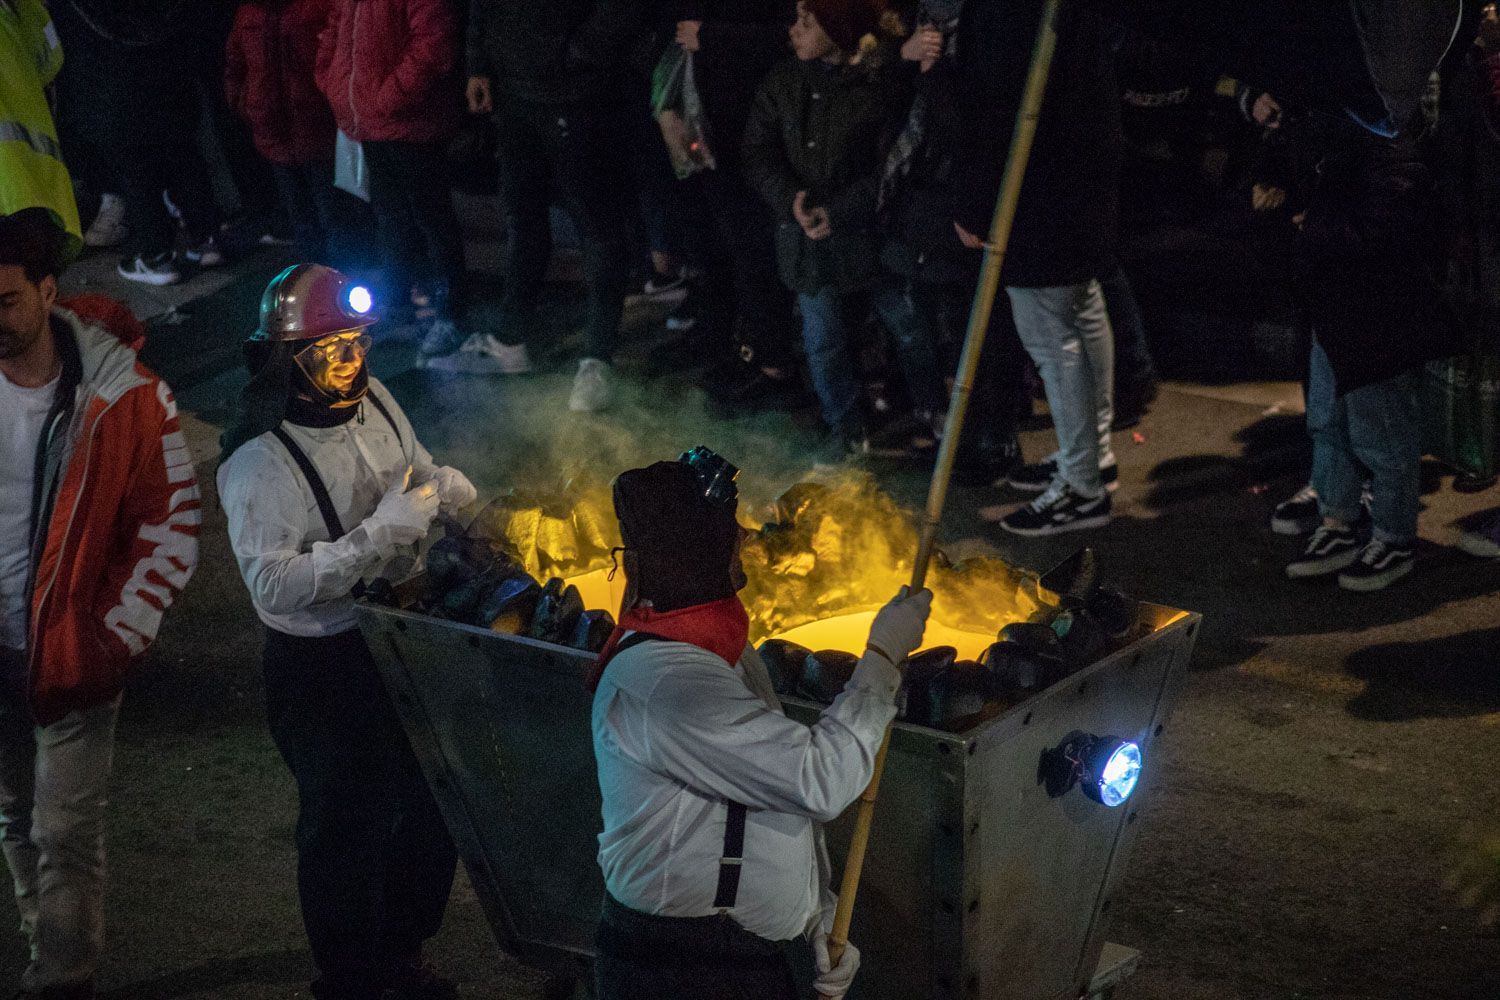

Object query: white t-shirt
[0,371,58,651]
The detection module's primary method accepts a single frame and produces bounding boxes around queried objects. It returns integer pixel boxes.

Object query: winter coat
[660,1,795,168]
[1296,127,1459,393]
[316,0,460,144]
[952,0,1122,288]
[226,0,337,164]
[466,0,641,106]
[25,304,201,725]
[743,56,908,295]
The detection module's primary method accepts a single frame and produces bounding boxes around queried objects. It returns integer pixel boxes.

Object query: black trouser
[694,165,797,369]
[272,161,372,273]
[493,91,630,360]
[118,135,220,255]
[363,140,467,322]
[263,628,456,993]
[594,894,800,1000]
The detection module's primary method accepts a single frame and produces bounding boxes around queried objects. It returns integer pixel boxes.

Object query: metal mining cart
[356,596,1198,1000]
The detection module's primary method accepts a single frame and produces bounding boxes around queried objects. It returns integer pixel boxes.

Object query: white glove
[365,475,440,553]
[426,466,478,512]
[812,933,861,998]
[865,586,933,667]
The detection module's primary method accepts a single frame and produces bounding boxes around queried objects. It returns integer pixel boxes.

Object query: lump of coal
[531,579,585,646]
[1000,621,1062,654]
[571,609,616,653]
[799,649,859,703]
[1086,586,1135,638]
[1039,547,1098,607]
[983,640,1069,694]
[898,646,956,727]
[757,639,812,695]
[929,659,1001,731]
[1052,609,1107,666]
[477,574,542,633]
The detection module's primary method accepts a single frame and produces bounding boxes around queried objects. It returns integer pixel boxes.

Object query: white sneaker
[84,193,127,248]
[569,357,614,412]
[117,252,182,286]
[424,334,532,375]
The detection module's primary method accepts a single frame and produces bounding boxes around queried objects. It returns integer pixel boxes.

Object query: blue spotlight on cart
[1040,732,1143,807]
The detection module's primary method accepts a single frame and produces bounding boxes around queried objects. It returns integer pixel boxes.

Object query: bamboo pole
[826,0,1065,969]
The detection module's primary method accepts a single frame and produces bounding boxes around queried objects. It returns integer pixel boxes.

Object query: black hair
[218,340,294,466]
[0,208,68,284]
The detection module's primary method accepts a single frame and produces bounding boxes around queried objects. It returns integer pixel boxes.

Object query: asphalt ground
[2,246,1498,1000]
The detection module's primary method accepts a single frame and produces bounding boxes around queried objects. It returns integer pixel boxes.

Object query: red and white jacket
[24,300,201,724]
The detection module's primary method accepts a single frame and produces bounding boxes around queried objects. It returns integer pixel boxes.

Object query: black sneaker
[997,481,1112,536]
[1284,525,1359,579]
[1337,539,1414,592]
[1270,484,1319,536]
[117,252,182,286]
[1007,455,1118,493]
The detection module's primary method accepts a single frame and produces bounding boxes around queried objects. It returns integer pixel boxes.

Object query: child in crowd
[317,0,467,352]
[227,0,358,268]
[743,0,907,461]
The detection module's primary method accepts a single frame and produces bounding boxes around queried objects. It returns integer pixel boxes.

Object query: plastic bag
[651,45,716,179]
[334,130,370,202]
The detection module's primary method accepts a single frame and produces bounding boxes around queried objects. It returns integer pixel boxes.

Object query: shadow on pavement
[98,948,309,999]
[1344,627,1500,722]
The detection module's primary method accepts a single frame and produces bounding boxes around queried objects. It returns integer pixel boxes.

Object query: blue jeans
[798,288,864,438]
[1008,281,1116,495]
[870,280,950,418]
[1307,339,1420,545]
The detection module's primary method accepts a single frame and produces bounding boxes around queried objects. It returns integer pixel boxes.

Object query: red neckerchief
[586,597,750,693]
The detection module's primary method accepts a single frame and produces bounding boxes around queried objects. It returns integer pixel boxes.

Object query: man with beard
[218,264,478,1000]
[588,448,932,999]
[0,207,201,1000]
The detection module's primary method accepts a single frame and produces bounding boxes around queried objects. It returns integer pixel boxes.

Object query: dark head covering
[613,461,741,612]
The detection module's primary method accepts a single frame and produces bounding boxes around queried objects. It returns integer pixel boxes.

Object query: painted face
[790,2,838,62]
[295,330,371,400]
[0,265,55,362]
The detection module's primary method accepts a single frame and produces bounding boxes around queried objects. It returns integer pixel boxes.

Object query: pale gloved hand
[865,586,933,667]
[812,933,860,998]
[426,466,478,512]
[365,473,440,554]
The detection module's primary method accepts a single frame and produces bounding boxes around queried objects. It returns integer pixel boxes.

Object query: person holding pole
[588,448,932,999]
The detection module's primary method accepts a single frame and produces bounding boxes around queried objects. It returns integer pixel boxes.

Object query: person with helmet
[218,264,477,1000]
[588,447,933,1000]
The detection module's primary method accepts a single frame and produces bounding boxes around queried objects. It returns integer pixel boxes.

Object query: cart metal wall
[357,602,1198,999]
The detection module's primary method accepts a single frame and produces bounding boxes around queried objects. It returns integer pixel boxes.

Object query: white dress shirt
[592,636,900,942]
[217,379,436,637]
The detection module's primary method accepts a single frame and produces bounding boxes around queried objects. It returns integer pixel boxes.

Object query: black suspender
[713,801,748,910]
[269,390,408,598]
[608,632,749,912]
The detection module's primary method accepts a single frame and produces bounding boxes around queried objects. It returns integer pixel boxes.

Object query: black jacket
[1296,126,1459,393]
[952,0,1121,288]
[744,57,908,294]
[466,0,641,104]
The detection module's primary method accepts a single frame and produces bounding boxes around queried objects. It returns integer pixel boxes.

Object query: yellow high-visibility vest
[0,0,81,256]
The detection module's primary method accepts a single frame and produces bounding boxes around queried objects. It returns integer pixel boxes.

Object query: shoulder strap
[364,386,404,454]
[270,426,347,541]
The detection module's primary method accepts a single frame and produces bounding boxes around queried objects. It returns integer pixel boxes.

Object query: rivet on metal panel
[1101,898,1111,913]
[967,898,979,913]
[967,742,977,756]
[1127,812,1138,824]
[1154,723,1164,737]
[1077,681,1088,696]
[1186,623,1196,638]
[1022,711,1033,725]
[968,820,979,836]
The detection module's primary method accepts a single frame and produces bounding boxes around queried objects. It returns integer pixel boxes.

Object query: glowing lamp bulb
[346,285,373,315]
[1088,739,1141,807]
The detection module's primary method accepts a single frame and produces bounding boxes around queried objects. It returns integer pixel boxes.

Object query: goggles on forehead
[679,445,739,504]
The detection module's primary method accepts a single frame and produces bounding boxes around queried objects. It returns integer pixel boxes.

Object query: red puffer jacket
[226,0,337,164]
[316,0,459,144]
